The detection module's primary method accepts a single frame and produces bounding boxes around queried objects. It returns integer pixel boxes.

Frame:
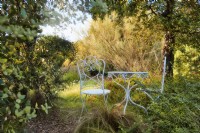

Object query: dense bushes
[0,11,76,131]
[144,77,200,132]
[0,1,77,131]
[0,35,76,132]
[0,34,76,131]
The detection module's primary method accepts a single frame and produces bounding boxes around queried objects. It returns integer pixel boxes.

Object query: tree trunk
[161,0,175,77]
[163,31,175,77]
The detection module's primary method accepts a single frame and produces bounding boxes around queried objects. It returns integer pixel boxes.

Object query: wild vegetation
[0,1,75,132]
[77,12,163,72]
[0,0,200,133]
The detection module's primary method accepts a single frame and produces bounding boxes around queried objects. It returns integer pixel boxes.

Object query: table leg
[123,88,131,114]
[123,97,129,114]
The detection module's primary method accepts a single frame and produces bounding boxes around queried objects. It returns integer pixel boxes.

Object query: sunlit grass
[58,83,80,98]
[56,82,113,111]
[54,83,81,109]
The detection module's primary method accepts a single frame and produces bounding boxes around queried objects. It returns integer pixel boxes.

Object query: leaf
[15,103,20,109]
[15,110,23,117]
[6,69,13,75]
[17,92,25,99]
[31,19,36,24]
[16,99,21,103]
[0,79,3,85]
[41,103,51,114]
[35,102,39,109]
[41,105,48,114]
[2,93,8,99]
[21,8,27,18]
[3,71,8,75]
[0,58,7,63]
[24,106,31,114]
[30,109,37,118]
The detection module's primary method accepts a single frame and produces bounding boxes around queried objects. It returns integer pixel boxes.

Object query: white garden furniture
[136,56,167,100]
[77,56,110,113]
[108,71,148,114]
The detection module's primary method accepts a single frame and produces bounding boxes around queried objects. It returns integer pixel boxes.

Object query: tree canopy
[90,0,200,76]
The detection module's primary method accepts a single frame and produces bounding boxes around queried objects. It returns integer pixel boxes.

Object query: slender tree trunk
[163,31,175,77]
[161,0,175,77]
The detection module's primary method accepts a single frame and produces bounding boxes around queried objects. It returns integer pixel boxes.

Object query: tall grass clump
[74,106,146,133]
[77,12,164,73]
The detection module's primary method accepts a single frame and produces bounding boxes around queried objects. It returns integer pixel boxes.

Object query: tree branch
[149,5,158,16]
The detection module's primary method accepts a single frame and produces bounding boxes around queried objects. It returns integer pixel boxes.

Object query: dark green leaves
[21,8,27,19]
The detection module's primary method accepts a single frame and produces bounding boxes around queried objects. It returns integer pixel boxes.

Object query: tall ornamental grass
[77,12,164,72]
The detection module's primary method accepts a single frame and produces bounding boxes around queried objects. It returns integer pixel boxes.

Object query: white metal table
[108,71,148,114]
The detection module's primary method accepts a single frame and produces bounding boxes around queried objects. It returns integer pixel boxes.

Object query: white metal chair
[77,56,110,113]
[136,56,167,100]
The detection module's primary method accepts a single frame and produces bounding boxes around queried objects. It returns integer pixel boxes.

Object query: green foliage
[0,0,46,43]
[62,71,79,84]
[174,45,200,78]
[34,35,76,96]
[90,0,138,19]
[90,0,108,19]
[36,36,76,68]
[0,1,76,132]
[0,34,75,132]
[0,87,37,132]
[89,0,200,77]
[144,78,200,132]
[105,79,125,103]
[0,13,42,131]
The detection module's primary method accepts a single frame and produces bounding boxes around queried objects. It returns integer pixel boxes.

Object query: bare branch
[149,5,158,16]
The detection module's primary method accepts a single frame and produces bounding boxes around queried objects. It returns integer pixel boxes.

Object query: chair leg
[104,94,109,106]
[80,94,88,115]
[103,94,107,103]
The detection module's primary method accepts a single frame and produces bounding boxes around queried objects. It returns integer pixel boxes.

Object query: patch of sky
[40,0,92,42]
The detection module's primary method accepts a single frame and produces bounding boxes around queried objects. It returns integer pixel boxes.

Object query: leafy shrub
[0,88,37,132]
[140,77,200,133]
[0,5,76,132]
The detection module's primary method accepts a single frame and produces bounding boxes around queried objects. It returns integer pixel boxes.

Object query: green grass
[51,77,200,133]
[56,82,150,114]
[55,83,81,109]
